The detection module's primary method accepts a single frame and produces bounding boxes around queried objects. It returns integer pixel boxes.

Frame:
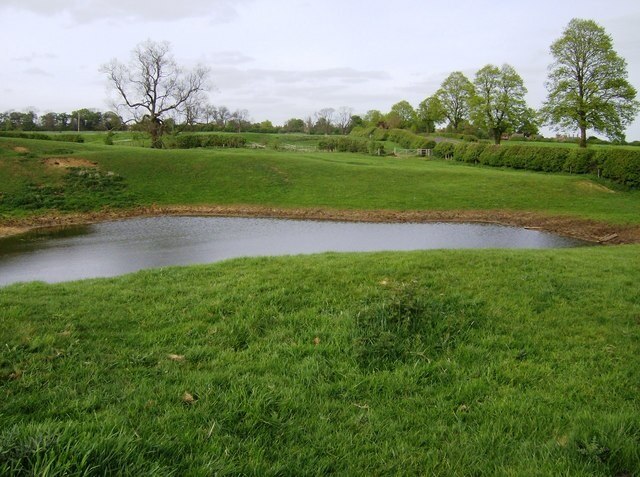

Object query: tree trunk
[149,118,163,149]
[579,126,587,148]
[493,130,501,145]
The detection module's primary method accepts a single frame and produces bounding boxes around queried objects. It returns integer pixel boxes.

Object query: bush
[173,134,247,149]
[461,143,487,164]
[317,137,383,155]
[472,144,640,188]
[0,131,84,143]
[478,145,505,166]
[597,149,640,188]
[451,142,468,161]
[433,142,455,159]
[564,149,596,174]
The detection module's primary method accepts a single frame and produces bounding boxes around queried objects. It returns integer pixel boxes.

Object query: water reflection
[0,216,586,285]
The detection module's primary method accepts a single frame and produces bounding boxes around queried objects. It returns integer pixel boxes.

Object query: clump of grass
[353,280,484,370]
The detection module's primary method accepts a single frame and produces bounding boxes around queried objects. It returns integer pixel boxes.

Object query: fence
[393,148,433,157]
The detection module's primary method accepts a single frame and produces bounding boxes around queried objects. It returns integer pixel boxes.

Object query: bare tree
[230,109,250,133]
[314,108,335,135]
[214,106,232,128]
[202,104,217,124]
[101,39,210,148]
[335,106,354,134]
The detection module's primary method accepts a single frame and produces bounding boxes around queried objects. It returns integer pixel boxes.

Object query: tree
[335,106,354,134]
[101,40,210,148]
[471,64,528,145]
[363,110,385,128]
[435,72,474,131]
[416,96,446,133]
[230,109,250,133]
[282,118,305,133]
[314,108,335,134]
[213,106,232,128]
[541,18,639,147]
[389,100,416,129]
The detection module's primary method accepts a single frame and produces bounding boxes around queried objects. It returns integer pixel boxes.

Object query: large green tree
[471,64,528,145]
[416,96,446,133]
[388,100,417,129]
[435,72,474,131]
[542,18,639,147]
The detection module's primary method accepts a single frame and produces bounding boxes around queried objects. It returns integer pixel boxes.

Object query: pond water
[0,216,586,286]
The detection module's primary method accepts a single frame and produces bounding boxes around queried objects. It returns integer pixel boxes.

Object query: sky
[1,0,640,139]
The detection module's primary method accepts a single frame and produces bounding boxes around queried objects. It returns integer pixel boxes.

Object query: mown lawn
[1,246,639,475]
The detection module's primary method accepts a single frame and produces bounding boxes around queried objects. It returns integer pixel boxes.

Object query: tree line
[3,19,637,148]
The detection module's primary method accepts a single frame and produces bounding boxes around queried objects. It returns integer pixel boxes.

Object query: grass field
[2,246,639,475]
[1,134,640,475]
[1,137,639,224]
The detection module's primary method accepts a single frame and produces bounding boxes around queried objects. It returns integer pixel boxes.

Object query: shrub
[597,149,640,188]
[173,134,247,149]
[564,149,596,174]
[452,142,468,161]
[462,143,487,164]
[0,132,84,143]
[478,145,505,166]
[433,142,455,159]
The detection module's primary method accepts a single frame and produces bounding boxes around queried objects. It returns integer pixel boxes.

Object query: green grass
[2,134,640,475]
[2,137,639,224]
[1,246,639,475]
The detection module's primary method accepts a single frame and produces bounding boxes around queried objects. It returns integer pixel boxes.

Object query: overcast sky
[1,0,640,139]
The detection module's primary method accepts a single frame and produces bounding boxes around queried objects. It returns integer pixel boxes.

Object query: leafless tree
[314,108,335,135]
[214,106,232,128]
[202,104,217,124]
[335,106,354,134]
[230,109,250,133]
[101,39,210,148]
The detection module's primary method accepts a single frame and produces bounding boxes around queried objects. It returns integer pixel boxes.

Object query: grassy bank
[1,137,640,225]
[1,246,639,475]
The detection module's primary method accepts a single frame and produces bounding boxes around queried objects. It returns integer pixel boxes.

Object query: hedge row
[350,126,389,141]
[386,129,436,149]
[171,134,247,149]
[436,142,640,188]
[0,131,85,143]
[350,127,436,150]
[318,137,385,155]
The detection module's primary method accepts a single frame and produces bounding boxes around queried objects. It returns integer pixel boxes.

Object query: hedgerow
[449,142,640,188]
[171,134,247,149]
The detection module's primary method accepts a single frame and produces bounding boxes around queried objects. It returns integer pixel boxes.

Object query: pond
[0,216,586,286]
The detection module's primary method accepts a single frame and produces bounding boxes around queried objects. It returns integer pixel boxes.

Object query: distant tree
[101,39,210,148]
[541,18,639,147]
[282,118,305,133]
[435,72,474,131]
[214,106,232,128]
[183,99,203,127]
[314,108,335,134]
[350,115,364,129]
[388,100,417,130]
[230,109,250,133]
[471,64,528,144]
[416,96,446,133]
[363,110,385,128]
[202,104,217,125]
[516,108,540,137]
[72,108,104,131]
[335,106,354,134]
[103,111,124,131]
